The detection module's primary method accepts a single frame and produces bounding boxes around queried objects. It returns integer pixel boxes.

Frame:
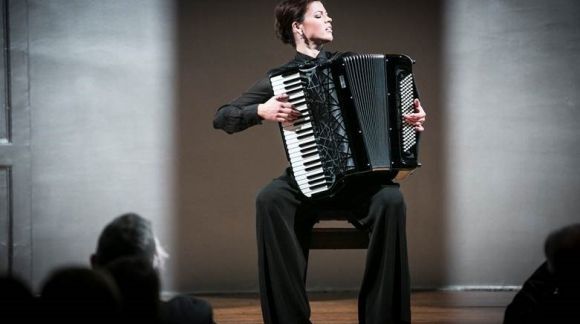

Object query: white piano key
[283,79,302,89]
[288,91,305,100]
[294,170,325,183]
[283,124,312,133]
[287,143,317,155]
[306,186,329,196]
[286,139,316,151]
[296,177,327,187]
[285,134,315,145]
[270,73,300,85]
[288,146,318,158]
[288,150,318,161]
[292,163,322,175]
[291,161,322,173]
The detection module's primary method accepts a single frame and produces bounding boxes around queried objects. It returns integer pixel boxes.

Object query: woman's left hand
[403,99,426,132]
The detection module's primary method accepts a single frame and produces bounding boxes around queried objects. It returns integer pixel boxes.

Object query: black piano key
[302,151,318,159]
[304,158,321,167]
[295,127,312,134]
[293,119,311,127]
[298,139,316,148]
[306,171,325,180]
[285,84,303,92]
[310,183,328,190]
[300,146,317,154]
[296,132,314,140]
[282,76,300,84]
[289,98,305,105]
[286,88,303,96]
[308,177,328,186]
[305,164,321,172]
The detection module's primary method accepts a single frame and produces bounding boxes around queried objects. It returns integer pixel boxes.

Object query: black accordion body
[269,53,421,199]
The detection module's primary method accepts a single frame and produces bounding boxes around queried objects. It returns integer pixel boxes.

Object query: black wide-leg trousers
[256,169,411,324]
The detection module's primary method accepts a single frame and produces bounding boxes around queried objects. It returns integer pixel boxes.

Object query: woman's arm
[213,77,273,134]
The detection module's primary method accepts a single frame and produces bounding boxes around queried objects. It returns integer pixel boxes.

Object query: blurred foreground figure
[504,223,580,323]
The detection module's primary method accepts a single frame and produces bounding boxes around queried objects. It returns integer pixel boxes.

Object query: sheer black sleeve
[213,76,273,134]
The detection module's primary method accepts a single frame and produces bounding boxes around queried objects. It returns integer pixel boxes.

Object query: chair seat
[310,227,369,249]
[310,209,369,250]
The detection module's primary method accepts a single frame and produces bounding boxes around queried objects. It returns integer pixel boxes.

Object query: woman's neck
[295,42,323,58]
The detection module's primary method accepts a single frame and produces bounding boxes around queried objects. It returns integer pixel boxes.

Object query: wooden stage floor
[202,290,517,324]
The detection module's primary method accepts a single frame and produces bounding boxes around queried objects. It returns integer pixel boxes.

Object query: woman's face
[299,1,333,45]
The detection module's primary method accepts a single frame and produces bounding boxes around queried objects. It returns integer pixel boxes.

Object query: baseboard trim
[418,285,521,291]
[163,285,521,299]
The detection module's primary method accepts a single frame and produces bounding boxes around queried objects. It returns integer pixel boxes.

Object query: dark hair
[274,0,316,47]
[40,267,122,318]
[105,256,161,321]
[544,223,580,278]
[94,213,157,267]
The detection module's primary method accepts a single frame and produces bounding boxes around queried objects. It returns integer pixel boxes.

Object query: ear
[292,21,303,36]
[90,254,98,268]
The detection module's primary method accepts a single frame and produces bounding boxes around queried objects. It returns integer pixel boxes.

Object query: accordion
[269,53,421,199]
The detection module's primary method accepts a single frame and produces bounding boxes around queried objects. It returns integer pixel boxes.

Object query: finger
[281,107,301,117]
[414,99,426,114]
[407,115,425,122]
[280,102,294,109]
[405,113,425,121]
[279,107,295,114]
[403,115,418,123]
[413,98,420,108]
[276,93,289,102]
[290,109,301,116]
[405,118,423,128]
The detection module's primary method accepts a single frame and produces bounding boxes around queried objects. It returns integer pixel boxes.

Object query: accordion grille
[399,73,416,152]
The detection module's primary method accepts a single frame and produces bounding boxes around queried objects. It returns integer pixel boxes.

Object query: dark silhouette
[91,213,214,324]
[105,256,162,323]
[504,223,580,323]
[91,212,159,268]
[0,275,36,322]
[39,266,122,322]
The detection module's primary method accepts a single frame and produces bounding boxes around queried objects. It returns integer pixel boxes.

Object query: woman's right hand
[258,94,301,123]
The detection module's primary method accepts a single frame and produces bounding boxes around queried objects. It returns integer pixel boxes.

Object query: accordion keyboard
[270,72,330,197]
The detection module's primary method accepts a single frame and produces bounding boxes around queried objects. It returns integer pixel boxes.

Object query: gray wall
[442,0,580,287]
[2,0,578,294]
[24,0,179,290]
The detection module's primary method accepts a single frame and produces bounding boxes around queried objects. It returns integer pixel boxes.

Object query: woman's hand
[258,94,301,123]
[403,99,426,132]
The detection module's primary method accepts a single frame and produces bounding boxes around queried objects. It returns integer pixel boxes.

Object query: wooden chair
[309,209,370,250]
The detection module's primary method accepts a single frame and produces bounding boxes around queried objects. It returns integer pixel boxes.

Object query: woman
[214,1,426,323]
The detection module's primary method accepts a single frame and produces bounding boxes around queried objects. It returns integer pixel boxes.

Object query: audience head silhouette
[40,266,122,320]
[105,256,162,323]
[0,275,35,320]
[91,212,166,269]
[544,222,580,280]
[504,222,580,323]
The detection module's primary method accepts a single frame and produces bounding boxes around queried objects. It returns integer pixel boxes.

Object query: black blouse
[213,50,336,134]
